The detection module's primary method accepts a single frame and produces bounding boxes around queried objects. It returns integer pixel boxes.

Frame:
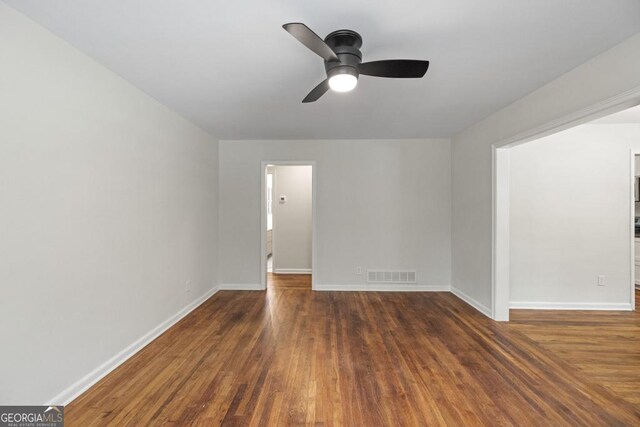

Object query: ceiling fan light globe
[328,74,358,92]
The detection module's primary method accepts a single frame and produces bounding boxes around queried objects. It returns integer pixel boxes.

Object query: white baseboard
[47,286,219,406]
[273,268,312,274]
[509,301,633,311]
[451,287,493,319]
[315,283,450,292]
[219,283,264,290]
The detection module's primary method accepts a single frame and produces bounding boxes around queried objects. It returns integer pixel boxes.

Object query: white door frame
[630,150,640,310]
[260,161,317,291]
[492,87,640,321]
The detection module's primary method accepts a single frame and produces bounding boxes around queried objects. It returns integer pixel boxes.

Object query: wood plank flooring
[66,278,640,426]
[267,272,311,290]
[510,288,640,407]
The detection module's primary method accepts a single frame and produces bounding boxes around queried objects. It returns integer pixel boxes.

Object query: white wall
[510,124,640,307]
[0,4,218,404]
[452,33,640,316]
[219,139,451,290]
[273,165,312,273]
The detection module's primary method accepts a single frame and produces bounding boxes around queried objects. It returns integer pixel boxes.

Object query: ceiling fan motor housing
[324,29,362,79]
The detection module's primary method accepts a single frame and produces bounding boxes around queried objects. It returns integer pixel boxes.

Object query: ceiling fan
[283,22,430,103]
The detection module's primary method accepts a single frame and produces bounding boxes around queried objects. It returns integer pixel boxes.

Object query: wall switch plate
[597,275,605,286]
[185,280,191,292]
[356,266,362,275]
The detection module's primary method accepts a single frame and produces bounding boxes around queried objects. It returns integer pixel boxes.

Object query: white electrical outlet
[597,275,605,286]
[185,280,191,292]
[356,266,362,275]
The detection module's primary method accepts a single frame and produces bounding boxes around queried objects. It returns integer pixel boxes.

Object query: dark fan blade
[302,79,330,103]
[283,23,339,62]
[359,60,429,78]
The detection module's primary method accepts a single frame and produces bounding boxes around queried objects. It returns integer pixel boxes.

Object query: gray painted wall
[0,4,219,404]
[219,139,451,289]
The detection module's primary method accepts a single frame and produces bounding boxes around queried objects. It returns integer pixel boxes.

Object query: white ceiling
[4,0,640,139]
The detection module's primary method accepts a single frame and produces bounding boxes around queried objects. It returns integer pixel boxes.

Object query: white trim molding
[219,284,263,291]
[509,301,633,311]
[630,149,639,310]
[273,268,312,275]
[47,286,220,405]
[451,287,493,318]
[495,85,640,150]
[315,283,450,292]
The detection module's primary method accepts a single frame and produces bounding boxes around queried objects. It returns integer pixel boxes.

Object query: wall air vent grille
[367,270,416,284]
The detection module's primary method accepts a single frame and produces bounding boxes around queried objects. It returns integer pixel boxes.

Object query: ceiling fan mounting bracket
[324,29,362,50]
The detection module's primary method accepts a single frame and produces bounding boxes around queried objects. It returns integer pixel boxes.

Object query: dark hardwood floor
[66,279,640,425]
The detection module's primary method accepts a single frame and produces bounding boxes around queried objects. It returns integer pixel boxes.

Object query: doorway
[493,102,640,320]
[260,161,316,290]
